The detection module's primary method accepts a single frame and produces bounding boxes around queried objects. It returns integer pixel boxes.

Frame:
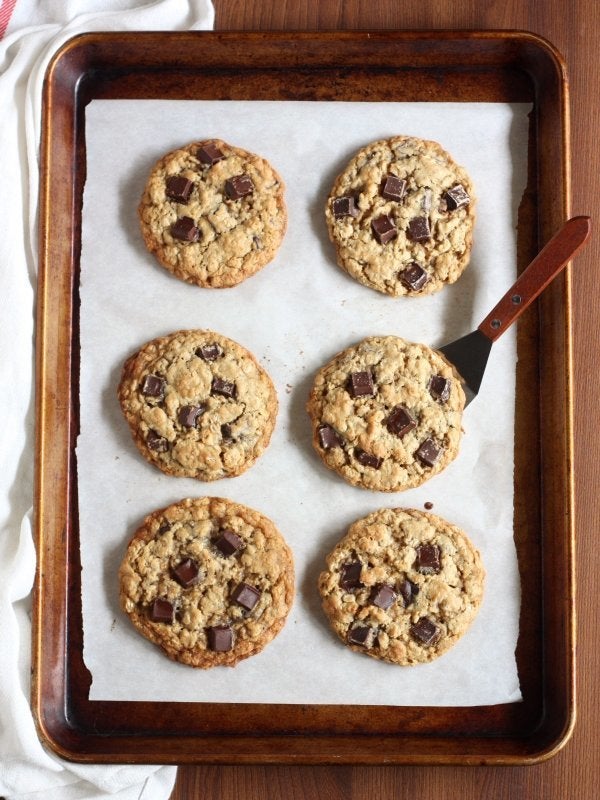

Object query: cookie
[318,508,484,665]
[118,330,277,481]
[306,335,465,492]
[139,139,287,287]
[119,497,295,667]
[325,136,475,296]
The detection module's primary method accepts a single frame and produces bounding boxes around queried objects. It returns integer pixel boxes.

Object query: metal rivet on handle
[511,294,522,305]
[491,319,501,330]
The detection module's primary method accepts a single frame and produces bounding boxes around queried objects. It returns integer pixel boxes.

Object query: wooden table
[171,1,600,796]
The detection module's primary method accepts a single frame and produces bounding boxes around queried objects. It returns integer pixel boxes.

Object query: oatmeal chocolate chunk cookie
[118,330,277,480]
[325,136,475,296]
[119,497,295,667]
[139,139,287,287]
[318,508,484,664]
[307,335,465,492]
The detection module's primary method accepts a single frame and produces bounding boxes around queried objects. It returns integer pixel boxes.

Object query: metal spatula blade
[439,216,591,406]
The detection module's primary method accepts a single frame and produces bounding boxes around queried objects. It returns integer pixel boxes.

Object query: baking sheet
[78,99,529,705]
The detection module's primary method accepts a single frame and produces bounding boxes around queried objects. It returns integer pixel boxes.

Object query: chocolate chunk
[172,558,200,588]
[165,175,194,203]
[178,404,206,427]
[231,582,261,611]
[158,521,171,535]
[386,405,416,437]
[398,578,419,607]
[332,195,359,218]
[410,617,441,646]
[225,174,254,200]
[371,214,397,245]
[146,430,168,452]
[214,530,244,556]
[348,370,375,397]
[416,543,441,574]
[415,438,442,467]
[318,424,343,450]
[424,501,434,510]
[429,375,451,403]
[400,262,429,292]
[445,184,470,210]
[406,216,431,242]
[171,216,200,242]
[207,624,233,652]
[141,374,165,399]
[340,561,363,590]
[211,377,236,399]
[149,598,174,623]
[370,584,397,610]
[381,175,406,202]
[355,449,383,469]
[348,624,376,648]
[196,342,223,362]
[221,423,234,441]
[197,142,225,165]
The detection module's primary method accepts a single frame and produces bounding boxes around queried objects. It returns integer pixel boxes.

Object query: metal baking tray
[33,30,573,764]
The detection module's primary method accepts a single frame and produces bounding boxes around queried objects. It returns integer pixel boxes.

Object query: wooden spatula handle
[478,216,591,342]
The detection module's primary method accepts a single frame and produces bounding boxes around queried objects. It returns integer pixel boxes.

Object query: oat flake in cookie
[306,335,465,492]
[139,139,287,287]
[119,497,295,668]
[325,136,475,296]
[118,330,277,481]
[318,508,484,665]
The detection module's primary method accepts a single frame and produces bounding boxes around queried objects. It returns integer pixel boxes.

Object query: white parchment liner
[78,100,530,705]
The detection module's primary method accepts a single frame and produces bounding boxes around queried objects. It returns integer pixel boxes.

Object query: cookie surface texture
[325,136,475,296]
[118,330,277,480]
[307,335,465,492]
[318,508,484,665]
[139,139,287,287]
[119,497,295,667]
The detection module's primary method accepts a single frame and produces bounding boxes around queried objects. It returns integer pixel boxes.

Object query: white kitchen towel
[0,4,214,799]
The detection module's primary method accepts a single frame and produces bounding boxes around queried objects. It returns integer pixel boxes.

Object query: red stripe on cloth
[0,0,18,39]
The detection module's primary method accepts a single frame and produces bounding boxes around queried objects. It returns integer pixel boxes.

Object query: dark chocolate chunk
[416,543,441,574]
[171,216,200,242]
[196,342,223,362]
[340,561,363,590]
[386,405,416,437]
[429,375,451,403]
[348,370,375,398]
[149,598,174,623]
[348,624,376,648]
[231,582,261,611]
[141,374,165,399]
[211,377,236,399]
[370,584,397,610]
[197,142,225,165]
[400,262,429,292]
[207,624,233,652]
[178,404,206,427]
[158,521,171,535]
[318,424,343,450]
[371,214,397,245]
[410,617,441,646]
[214,529,244,556]
[172,558,200,588]
[398,578,419,607]
[225,174,254,200]
[146,430,168,452]
[424,501,434,510]
[165,175,194,204]
[445,184,470,210]
[415,438,442,467]
[406,216,431,242]
[221,423,234,441]
[355,449,383,469]
[381,174,407,202]
[332,195,359,218]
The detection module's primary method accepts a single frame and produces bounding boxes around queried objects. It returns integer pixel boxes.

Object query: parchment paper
[79,99,530,705]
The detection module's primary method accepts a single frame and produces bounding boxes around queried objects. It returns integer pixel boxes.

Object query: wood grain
[171,0,600,797]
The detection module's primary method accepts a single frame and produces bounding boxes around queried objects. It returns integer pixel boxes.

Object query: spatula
[438,215,591,405]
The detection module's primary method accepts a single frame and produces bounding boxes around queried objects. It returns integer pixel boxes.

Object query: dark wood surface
[171,0,600,797]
